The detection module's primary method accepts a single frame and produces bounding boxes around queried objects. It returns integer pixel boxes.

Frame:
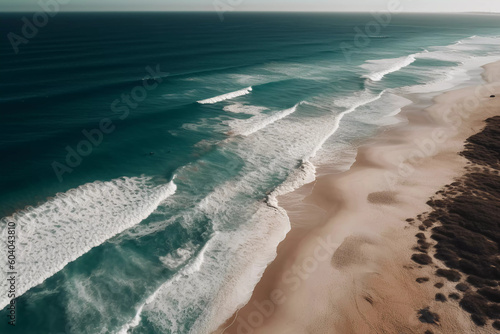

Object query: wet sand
[216,60,500,334]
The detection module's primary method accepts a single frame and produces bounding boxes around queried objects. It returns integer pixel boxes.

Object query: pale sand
[215,61,500,334]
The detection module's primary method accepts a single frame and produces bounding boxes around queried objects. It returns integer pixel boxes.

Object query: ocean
[1,12,499,334]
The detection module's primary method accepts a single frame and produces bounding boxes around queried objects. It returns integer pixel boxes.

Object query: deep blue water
[0,12,499,334]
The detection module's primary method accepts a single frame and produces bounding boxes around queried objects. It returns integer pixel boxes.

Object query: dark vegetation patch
[416,277,430,283]
[434,282,444,289]
[436,269,461,282]
[493,320,500,330]
[435,293,447,302]
[417,239,432,252]
[422,220,434,228]
[418,307,440,324]
[410,117,500,330]
[471,314,486,326]
[478,287,500,303]
[460,294,489,315]
[412,254,433,265]
[467,275,498,288]
[416,233,426,240]
[461,116,500,166]
[487,303,500,319]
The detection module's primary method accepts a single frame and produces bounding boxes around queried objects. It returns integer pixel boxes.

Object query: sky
[2,0,500,12]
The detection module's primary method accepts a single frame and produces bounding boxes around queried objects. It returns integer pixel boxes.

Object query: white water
[307,89,387,161]
[160,242,197,270]
[117,237,215,334]
[197,87,253,104]
[223,102,268,115]
[267,160,317,208]
[34,33,500,334]
[403,55,500,94]
[226,102,302,136]
[112,35,496,330]
[0,177,176,310]
[123,87,391,333]
[362,54,418,81]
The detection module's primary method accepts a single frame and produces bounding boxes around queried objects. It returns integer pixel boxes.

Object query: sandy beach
[216,60,500,334]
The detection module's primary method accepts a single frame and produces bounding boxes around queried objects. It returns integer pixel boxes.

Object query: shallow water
[1,12,499,334]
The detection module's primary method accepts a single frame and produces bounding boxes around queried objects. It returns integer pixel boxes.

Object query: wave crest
[226,102,302,137]
[0,177,176,310]
[197,87,252,104]
[362,54,417,81]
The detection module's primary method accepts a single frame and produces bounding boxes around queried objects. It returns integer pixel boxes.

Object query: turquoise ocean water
[1,12,500,334]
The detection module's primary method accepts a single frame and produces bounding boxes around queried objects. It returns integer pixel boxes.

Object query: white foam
[0,177,176,310]
[179,93,386,334]
[190,207,289,334]
[121,213,285,334]
[403,35,500,94]
[117,303,145,334]
[403,55,500,94]
[115,35,500,333]
[159,242,196,270]
[260,61,337,81]
[116,238,213,334]
[362,35,500,85]
[138,207,290,334]
[115,86,391,334]
[226,102,302,136]
[381,93,413,118]
[307,90,386,160]
[463,35,499,45]
[416,50,469,63]
[223,102,268,115]
[197,87,252,104]
[362,54,418,81]
[267,160,317,208]
[117,141,319,334]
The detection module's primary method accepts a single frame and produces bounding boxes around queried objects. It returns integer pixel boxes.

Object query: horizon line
[1,9,499,14]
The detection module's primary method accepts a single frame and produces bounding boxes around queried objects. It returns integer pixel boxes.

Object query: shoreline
[216,60,500,333]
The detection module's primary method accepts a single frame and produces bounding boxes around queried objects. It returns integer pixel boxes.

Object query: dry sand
[215,60,500,334]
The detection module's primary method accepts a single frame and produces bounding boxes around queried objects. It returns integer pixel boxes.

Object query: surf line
[197,87,252,104]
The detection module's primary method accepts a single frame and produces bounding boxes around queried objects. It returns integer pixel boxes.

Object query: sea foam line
[197,87,252,104]
[201,90,387,332]
[186,205,291,334]
[227,102,303,137]
[122,89,386,333]
[266,160,317,208]
[116,235,215,334]
[362,54,418,82]
[307,89,387,160]
[116,175,294,334]
[119,35,500,333]
[200,92,388,332]
[0,177,177,310]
